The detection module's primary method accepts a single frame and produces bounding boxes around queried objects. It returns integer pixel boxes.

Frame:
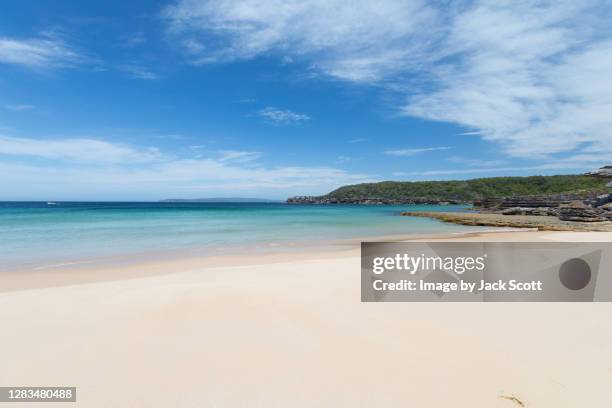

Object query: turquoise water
[0,202,482,269]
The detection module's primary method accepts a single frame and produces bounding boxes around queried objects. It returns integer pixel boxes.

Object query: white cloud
[393,167,526,177]
[392,163,595,178]
[0,135,162,164]
[5,104,35,111]
[216,150,262,162]
[0,33,83,68]
[446,156,507,167]
[257,107,310,125]
[163,0,437,81]
[122,64,161,80]
[0,135,374,200]
[404,2,612,160]
[163,0,612,164]
[181,38,205,54]
[384,146,451,157]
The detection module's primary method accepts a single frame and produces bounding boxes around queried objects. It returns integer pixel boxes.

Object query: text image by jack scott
[361,242,612,302]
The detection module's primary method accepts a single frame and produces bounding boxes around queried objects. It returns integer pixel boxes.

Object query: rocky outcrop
[500,207,558,216]
[474,193,612,223]
[585,165,612,178]
[593,193,612,207]
[286,196,464,205]
[476,194,600,209]
[286,196,321,204]
[558,201,609,222]
[401,211,612,232]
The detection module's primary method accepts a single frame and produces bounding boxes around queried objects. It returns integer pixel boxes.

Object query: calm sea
[0,202,484,270]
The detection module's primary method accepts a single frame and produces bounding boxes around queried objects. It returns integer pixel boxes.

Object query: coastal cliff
[287,173,610,205]
[286,196,462,205]
[401,167,612,230]
[289,167,612,231]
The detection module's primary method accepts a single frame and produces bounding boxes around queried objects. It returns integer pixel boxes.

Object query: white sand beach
[1,230,612,407]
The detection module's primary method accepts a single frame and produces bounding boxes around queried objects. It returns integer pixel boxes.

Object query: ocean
[0,202,484,270]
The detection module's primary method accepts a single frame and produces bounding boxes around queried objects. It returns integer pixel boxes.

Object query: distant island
[161,197,282,203]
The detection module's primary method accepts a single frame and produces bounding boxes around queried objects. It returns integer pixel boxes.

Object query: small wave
[33,260,96,271]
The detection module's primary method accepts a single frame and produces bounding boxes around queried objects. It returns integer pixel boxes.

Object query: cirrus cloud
[163,0,438,81]
[0,32,85,69]
[257,107,310,125]
[4,104,35,111]
[163,0,612,164]
[385,146,451,157]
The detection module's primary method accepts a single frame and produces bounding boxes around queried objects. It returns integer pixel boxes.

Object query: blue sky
[0,0,611,200]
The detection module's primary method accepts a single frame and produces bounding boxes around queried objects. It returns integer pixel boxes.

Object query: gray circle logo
[559,258,591,290]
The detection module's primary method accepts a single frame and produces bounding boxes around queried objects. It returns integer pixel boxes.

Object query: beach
[1,230,612,407]
[3,0,611,405]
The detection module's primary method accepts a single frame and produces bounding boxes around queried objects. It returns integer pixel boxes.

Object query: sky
[0,0,611,200]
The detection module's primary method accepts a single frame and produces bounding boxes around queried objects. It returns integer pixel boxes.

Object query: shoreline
[0,225,503,274]
[3,228,611,293]
[0,202,479,274]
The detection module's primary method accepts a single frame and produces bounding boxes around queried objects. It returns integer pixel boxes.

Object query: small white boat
[46,202,58,205]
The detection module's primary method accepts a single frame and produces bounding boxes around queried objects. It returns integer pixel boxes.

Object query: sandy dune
[1,231,611,407]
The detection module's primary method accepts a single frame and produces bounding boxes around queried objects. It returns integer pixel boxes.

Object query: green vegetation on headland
[285,167,612,230]
[287,173,611,204]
